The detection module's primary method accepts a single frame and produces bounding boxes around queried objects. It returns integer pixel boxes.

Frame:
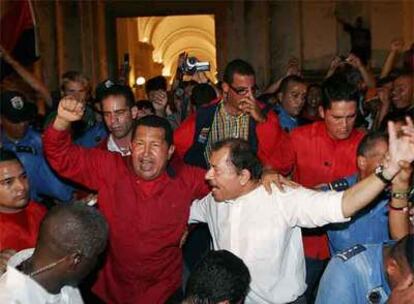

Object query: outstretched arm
[342,118,414,217]
[0,44,52,107]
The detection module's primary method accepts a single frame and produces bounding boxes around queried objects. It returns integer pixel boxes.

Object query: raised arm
[43,96,116,190]
[346,53,376,88]
[380,38,404,79]
[0,44,53,107]
[342,119,414,217]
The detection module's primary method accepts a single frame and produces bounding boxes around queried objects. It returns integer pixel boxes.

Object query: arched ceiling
[137,15,217,80]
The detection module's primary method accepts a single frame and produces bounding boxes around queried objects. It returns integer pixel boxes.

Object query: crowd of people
[0,36,414,304]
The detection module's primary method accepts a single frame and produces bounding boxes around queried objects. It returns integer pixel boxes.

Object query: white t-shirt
[0,248,84,304]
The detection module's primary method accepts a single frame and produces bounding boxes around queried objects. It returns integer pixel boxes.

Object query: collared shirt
[0,248,83,304]
[0,201,46,251]
[174,98,295,175]
[323,174,390,254]
[289,121,365,259]
[189,185,347,304]
[106,134,131,156]
[273,103,299,132]
[316,243,391,304]
[205,100,250,162]
[43,126,209,304]
[1,127,74,202]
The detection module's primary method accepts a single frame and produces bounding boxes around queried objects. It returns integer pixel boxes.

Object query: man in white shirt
[96,82,138,156]
[189,119,414,304]
[0,202,108,304]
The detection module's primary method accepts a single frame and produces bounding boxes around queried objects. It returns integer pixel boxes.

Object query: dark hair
[191,83,217,108]
[38,202,108,258]
[0,148,20,163]
[211,139,262,180]
[133,115,173,146]
[145,76,167,94]
[136,99,155,114]
[321,73,360,109]
[356,132,388,157]
[279,75,306,94]
[185,250,251,304]
[99,84,135,108]
[391,234,414,274]
[223,59,255,85]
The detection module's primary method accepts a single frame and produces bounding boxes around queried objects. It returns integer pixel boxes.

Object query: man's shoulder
[290,121,322,137]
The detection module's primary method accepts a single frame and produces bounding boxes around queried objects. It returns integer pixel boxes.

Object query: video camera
[179,56,210,75]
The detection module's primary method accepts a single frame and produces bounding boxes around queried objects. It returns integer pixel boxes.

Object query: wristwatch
[374,165,392,184]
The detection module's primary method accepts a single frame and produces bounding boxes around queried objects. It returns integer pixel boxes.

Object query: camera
[180,57,210,75]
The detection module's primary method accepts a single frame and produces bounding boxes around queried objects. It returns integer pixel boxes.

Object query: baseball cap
[95,79,117,103]
[0,91,37,123]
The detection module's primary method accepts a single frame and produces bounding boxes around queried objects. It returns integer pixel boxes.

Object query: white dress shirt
[189,185,348,304]
[0,248,84,304]
[107,134,131,156]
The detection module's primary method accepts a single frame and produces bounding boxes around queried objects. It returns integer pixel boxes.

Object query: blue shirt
[74,121,107,148]
[323,173,390,254]
[273,104,299,132]
[1,127,74,202]
[316,243,391,304]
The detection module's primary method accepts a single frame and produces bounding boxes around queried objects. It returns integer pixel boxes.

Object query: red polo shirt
[0,201,46,251]
[43,126,209,304]
[289,121,365,259]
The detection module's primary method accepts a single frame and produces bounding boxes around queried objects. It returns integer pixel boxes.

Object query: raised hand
[239,97,265,123]
[390,38,404,52]
[57,96,85,122]
[387,117,414,176]
[53,96,85,130]
[346,53,363,69]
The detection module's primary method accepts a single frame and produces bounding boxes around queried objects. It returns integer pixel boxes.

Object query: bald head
[37,202,108,259]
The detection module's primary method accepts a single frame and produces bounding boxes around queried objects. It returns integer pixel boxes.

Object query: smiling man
[189,130,414,303]
[43,97,210,304]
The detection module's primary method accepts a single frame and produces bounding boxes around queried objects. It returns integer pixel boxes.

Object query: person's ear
[222,82,230,95]
[168,145,175,160]
[277,91,283,103]
[239,169,252,186]
[357,155,367,172]
[131,105,138,119]
[386,257,400,279]
[318,105,325,119]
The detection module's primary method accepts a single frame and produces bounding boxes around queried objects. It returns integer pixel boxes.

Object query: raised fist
[57,96,85,123]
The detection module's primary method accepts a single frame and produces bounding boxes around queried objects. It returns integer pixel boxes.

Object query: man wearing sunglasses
[174,59,294,175]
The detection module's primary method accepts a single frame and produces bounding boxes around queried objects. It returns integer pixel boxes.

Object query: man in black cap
[1,91,74,203]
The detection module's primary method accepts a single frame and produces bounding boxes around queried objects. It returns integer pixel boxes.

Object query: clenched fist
[53,96,85,130]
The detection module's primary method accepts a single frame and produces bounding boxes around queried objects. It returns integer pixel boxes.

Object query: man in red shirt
[289,73,365,301]
[0,148,46,266]
[43,96,209,304]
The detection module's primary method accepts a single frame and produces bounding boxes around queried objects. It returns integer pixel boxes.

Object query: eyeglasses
[228,84,258,96]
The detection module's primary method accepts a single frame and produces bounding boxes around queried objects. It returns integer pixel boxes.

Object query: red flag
[1,0,36,52]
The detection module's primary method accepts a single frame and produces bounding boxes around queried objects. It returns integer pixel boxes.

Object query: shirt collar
[107,134,131,156]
